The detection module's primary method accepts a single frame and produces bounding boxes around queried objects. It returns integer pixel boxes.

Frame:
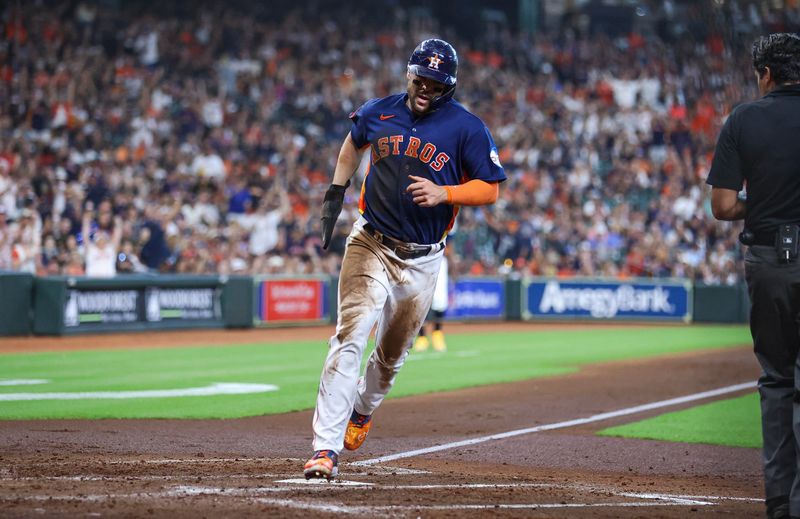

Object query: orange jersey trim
[442,205,460,240]
[358,162,371,214]
[357,141,372,214]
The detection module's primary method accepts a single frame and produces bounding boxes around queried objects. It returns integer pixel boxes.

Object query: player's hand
[407,175,447,207]
[321,181,349,250]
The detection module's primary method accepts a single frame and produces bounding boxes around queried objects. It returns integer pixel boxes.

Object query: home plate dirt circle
[0,455,762,518]
[0,324,764,518]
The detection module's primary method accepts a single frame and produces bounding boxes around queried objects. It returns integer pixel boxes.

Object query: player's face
[406,73,446,114]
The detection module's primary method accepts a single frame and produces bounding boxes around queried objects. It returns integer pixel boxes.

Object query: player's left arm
[407,123,505,208]
[406,176,498,207]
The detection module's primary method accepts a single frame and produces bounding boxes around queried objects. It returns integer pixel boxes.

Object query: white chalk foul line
[159,485,721,508]
[4,478,760,504]
[268,482,760,503]
[164,483,758,504]
[353,381,757,466]
[5,483,761,516]
[0,382,278,401]
[156,486,723,512]
[406,350,479,362]
[5,484,760,502]
[668,494,762,503]
[270,479,373,486]
[0,379,49,386]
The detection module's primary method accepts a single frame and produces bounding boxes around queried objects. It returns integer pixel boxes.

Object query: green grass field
[599,392,762,448]
[0,325,750,422]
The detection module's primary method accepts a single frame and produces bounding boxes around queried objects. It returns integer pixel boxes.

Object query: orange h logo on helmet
[428,53,443,70]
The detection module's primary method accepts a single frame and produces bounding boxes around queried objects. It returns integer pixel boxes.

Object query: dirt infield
[0,323,762,518]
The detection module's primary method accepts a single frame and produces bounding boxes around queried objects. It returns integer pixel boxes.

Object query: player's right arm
[321,132,367,250]
[331,133,366,187]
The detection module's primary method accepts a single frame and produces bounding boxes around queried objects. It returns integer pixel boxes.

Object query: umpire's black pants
[745,245,800,517]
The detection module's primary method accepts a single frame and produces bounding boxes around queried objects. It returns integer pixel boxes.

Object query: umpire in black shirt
[707,33,800,519]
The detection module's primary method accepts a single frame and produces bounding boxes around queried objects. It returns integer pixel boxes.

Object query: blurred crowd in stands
[0,0,798,283]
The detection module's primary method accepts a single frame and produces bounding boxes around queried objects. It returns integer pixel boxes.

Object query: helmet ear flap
[431,84,456,110]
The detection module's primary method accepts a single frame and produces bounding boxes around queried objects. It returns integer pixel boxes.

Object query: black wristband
[324,180,350,201]
[324,185,345,201]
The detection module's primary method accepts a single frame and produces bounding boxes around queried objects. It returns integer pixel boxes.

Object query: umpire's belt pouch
[776,224,800,263]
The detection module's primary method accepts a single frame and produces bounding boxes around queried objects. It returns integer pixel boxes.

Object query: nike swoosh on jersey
[379,114,396,120]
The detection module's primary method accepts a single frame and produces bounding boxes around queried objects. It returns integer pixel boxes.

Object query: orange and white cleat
[343,410,373,451]
[303,450,338,480]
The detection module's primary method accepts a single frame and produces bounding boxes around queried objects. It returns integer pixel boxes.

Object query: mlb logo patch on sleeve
[490,147,502,168]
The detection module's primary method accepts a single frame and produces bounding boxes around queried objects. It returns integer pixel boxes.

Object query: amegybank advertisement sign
[524,278,692,321]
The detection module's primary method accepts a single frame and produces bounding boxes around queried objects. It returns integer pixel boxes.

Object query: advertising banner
[64,289,140,327]
[63,284,225,330]
[524,278,692,321]
[256,279,328,324]
[445,278,505,320]
[145,287,221,322]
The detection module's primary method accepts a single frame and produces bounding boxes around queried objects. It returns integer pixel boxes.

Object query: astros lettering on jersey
[350,94,506,245]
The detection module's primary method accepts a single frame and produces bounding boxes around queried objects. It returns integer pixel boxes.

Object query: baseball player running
[304,39,506,480]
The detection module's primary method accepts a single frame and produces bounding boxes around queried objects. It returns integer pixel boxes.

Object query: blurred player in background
[414,246,449,352]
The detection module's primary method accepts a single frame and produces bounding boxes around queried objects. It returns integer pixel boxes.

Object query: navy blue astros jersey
[349,93,506,245]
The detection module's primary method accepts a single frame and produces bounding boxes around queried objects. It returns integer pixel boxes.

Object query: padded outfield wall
[0,273,748,336]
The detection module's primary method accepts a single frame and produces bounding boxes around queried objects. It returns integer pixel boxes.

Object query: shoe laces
[350,410,371,427]
[312,450,338,464]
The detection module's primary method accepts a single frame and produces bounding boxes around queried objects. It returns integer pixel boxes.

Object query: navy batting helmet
[407,39,458,87]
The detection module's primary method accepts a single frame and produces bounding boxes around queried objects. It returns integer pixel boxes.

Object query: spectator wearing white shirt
[11,209,41,274]
[82,202,122,278]
[0,161,18,220]
[246,190,290,257]
[190,142,226,180]
[0,209,12,270]
[181,189,221,231]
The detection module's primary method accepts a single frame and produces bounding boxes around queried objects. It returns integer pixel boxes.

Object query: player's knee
[372,348,404,370]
